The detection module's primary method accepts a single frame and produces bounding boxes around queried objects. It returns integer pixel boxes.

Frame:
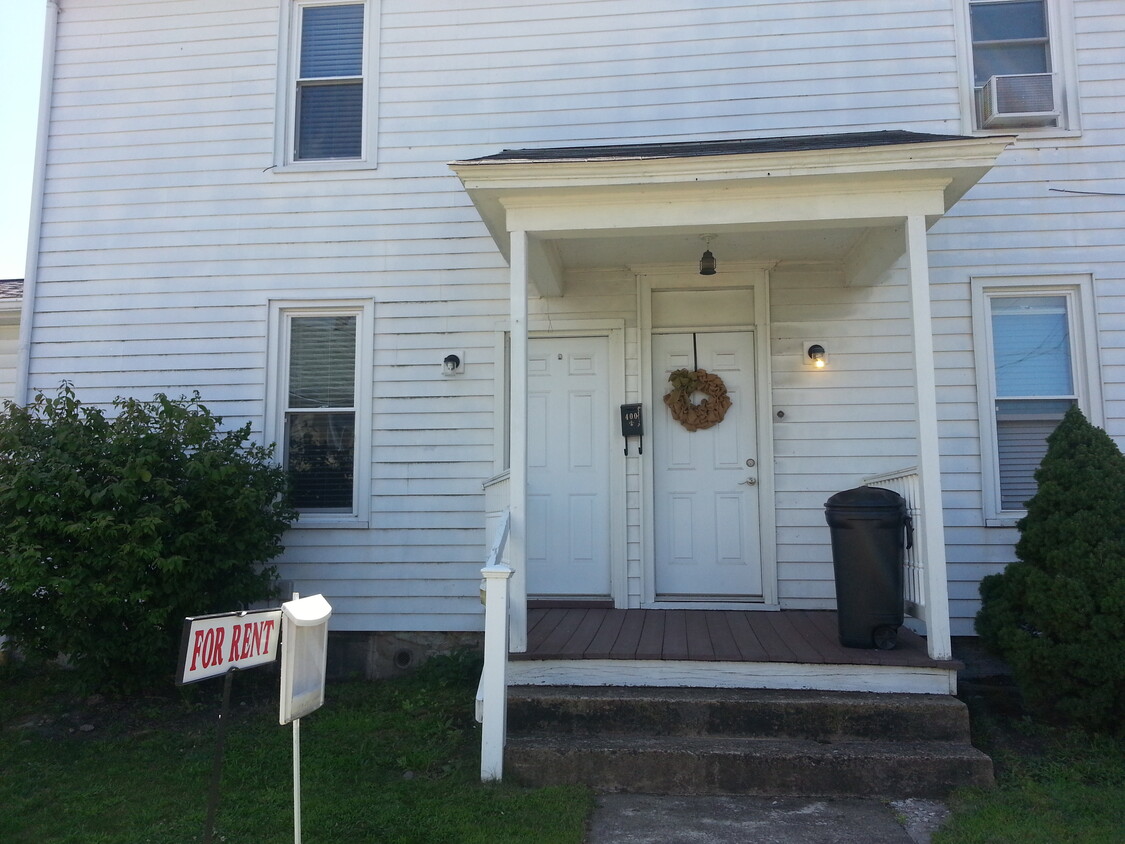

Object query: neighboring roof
[0,279,23,300]
[456,130,977,165]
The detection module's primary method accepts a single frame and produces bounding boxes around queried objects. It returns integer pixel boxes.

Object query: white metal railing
[863,467,927,626]
[476,509,512,782]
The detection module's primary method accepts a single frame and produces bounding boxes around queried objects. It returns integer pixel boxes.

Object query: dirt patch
[4,667,280,741]
[957,674,1052,776]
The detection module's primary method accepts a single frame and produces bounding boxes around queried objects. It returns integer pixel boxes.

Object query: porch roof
[450,130,1013,295]
[457,130,975,165]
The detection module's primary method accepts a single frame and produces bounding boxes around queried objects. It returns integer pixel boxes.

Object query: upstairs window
[276,1,379,168]
[296,3,364,160]
[962,0,1078,132]
[971,1,1050,85]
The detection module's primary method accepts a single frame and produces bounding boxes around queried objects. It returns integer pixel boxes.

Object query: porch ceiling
[548,222,868,269]
[450,130,1013,294]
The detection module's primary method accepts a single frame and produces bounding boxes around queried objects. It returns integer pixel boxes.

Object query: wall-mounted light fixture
[442,352,465,376]
[699,234,717,276]
[806,343,827,369]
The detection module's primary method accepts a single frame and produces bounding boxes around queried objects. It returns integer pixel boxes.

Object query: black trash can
[824,486,910,649]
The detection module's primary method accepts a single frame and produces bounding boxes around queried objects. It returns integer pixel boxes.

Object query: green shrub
[976,405,1125,735]
[0,384,296,692]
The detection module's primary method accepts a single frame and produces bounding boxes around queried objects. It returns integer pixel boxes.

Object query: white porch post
[508,230,529,653]
[479,561,512,781]
[904,214,953,661]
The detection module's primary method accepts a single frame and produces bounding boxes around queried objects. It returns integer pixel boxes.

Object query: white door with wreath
[651,331,763,600]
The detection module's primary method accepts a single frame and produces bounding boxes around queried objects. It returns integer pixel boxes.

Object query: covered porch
[453,131,1011,780]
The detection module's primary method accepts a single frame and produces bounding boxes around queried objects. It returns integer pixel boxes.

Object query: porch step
[505,687,993,798]
[507,686,972,742]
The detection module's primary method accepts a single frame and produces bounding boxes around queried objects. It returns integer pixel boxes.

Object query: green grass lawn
[4,654,1123,843]
[0,653,591,844]
[935,683,1125,844]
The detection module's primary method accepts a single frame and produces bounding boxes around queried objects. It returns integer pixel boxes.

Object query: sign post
[279,593,332,844]
[177,608,282,844]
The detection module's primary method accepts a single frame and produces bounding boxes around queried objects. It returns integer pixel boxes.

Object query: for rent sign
[177,609,283,685]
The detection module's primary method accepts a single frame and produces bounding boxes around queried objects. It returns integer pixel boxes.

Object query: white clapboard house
[15,0,1123,790]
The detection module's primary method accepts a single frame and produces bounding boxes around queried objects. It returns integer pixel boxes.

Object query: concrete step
[507,686,974,743]
[504,686,993,797]
[505,734,995,798]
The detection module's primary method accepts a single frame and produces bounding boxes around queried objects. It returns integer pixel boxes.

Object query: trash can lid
[825,485,906,510]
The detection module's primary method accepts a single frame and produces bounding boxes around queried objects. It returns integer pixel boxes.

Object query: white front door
[526,335,612,599]
[652,331,762,600]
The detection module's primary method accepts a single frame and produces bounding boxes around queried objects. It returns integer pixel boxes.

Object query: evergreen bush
[0,385,295,692]
[976,405,1125,734]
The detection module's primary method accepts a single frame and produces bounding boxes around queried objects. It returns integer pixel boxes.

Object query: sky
[1,1,47,280]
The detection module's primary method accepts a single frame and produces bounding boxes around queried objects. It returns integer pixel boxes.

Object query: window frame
[955,0,1081,136]
[274,0,380,171]
[266,299,374,527]
[972,275,1102,525]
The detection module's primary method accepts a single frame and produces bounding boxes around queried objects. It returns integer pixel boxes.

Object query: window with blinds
[284,314,358,511]
[989,295,1075,510]
[295,2,365,161]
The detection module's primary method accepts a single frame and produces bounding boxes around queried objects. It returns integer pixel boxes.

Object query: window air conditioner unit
[980,73,1058,128]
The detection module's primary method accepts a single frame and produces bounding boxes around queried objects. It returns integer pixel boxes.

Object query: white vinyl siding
[770,265,920,611]
[25,0,1124,637]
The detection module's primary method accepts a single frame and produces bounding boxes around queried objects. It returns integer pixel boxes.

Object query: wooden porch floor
[517,608,957,669]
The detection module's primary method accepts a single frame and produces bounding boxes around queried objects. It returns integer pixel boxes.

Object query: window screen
[990,296,1075,510]
[970,0,1050,85]
[285,315,358,510]
[296,3,364,160]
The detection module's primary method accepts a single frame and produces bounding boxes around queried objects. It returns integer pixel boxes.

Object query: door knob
[740,477,757,486]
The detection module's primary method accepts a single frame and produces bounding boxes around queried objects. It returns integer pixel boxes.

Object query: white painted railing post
[478,510,512,782]
[864,467,927,623]
[479,561,512,782]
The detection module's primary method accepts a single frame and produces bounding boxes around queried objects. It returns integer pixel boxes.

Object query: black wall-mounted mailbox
[620,403,643,455]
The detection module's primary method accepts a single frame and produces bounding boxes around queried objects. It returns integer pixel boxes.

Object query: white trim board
[508,659,958,696]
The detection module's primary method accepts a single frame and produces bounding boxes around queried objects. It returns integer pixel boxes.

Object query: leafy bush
[976,406,1125,734]
[0,385,295,692]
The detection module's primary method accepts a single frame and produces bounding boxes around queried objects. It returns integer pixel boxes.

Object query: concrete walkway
[586,795,950,844]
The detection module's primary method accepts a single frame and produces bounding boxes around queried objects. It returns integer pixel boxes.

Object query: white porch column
[479,561,512,781]
[904,214,953,661]
[508,230,529,653]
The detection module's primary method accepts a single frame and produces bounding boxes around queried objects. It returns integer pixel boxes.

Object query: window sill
[968,126,1082,144]
[985,516,1023,528]
[291,515,370,530]
[269,159,377,175]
